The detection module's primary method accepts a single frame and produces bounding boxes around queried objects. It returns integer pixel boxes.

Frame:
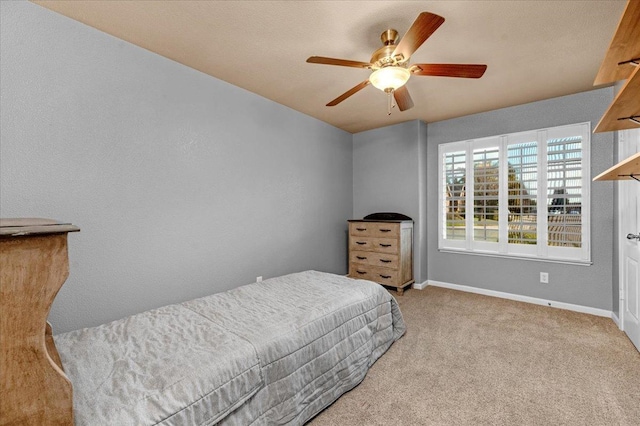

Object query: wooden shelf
[593,0,640,182]
[594,65,640,133]
[593,0,640,86]
[593,151,640,181]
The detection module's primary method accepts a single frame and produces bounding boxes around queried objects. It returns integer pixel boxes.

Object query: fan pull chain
[387,91,397,115]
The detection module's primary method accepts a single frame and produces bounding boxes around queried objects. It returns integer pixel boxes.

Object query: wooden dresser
[347,220,414,295]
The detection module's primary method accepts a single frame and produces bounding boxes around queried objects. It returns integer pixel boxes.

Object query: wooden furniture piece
[593,0,640,133]
[0,218,79,426]
[348,219,414,295]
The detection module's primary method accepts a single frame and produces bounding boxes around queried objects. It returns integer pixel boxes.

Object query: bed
[54,270,406,425]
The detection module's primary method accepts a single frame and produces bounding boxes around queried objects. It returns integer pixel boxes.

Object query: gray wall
[427,88,615,310]
[0,1,353,333]
[352,120,428,283]
[353,89,615,310]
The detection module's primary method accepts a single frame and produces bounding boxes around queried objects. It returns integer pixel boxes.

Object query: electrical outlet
[540,272,549,284]
[256,276,263,283]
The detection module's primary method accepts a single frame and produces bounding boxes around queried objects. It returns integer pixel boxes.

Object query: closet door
[619,128,640,352]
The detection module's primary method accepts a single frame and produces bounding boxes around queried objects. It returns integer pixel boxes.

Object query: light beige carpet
[310,286,640,426]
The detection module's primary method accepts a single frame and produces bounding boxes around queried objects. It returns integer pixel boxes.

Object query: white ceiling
[33,1,626,134]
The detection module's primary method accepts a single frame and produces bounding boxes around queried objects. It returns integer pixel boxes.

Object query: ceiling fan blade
[411,64,487,78]
[307,56,372,69]
[393,86,414,111]
[393,12,445,61]
[327,80,371,106]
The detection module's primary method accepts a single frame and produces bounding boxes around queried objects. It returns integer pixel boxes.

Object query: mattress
[55,271,406,425]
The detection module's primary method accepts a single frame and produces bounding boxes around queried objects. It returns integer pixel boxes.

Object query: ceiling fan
[306,12,487,114]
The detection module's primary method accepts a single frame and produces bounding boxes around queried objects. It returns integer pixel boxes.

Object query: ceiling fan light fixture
[369,66,410,92]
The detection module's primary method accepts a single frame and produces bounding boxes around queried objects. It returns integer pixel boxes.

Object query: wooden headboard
[0,219,79,425]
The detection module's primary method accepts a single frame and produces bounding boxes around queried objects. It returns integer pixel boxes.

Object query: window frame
[438,122,591,265]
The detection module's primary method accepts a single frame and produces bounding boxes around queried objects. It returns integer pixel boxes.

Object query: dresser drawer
[349,222,399,238]
[349,237,398,254]
[349,264,399,286]
[350,250,399,269]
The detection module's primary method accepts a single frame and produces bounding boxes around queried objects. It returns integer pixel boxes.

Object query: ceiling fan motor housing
[371,29,408,68]
[381,29,398,45]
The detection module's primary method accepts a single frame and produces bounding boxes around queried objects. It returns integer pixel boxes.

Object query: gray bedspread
[55,271,406,425]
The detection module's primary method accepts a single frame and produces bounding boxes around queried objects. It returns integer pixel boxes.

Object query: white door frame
[616,131,625,330]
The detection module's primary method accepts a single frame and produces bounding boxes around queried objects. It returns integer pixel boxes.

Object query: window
[438,122,590,264]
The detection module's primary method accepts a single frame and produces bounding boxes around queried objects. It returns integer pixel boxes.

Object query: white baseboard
[425,279,612,318]
[412,280,428,290]
[611,311,621,329]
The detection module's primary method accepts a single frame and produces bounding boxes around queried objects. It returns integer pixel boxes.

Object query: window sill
[438,248,592,266]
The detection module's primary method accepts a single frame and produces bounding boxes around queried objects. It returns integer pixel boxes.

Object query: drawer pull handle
[380,259,391,263]
[356,270,367,274]
[356,227,367,231]
[379,243,392,247]
[356,256,367,260]
[356,241,367,245]
[380,229,391,232]
[379,274,391,279]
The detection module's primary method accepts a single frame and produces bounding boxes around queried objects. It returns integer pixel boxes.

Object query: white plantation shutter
[544,124,590,262]
[438,123,590,264]
[507,139,538,246]
[546,136,583,247]
[472,145,500,244]
[443,149,467,243]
